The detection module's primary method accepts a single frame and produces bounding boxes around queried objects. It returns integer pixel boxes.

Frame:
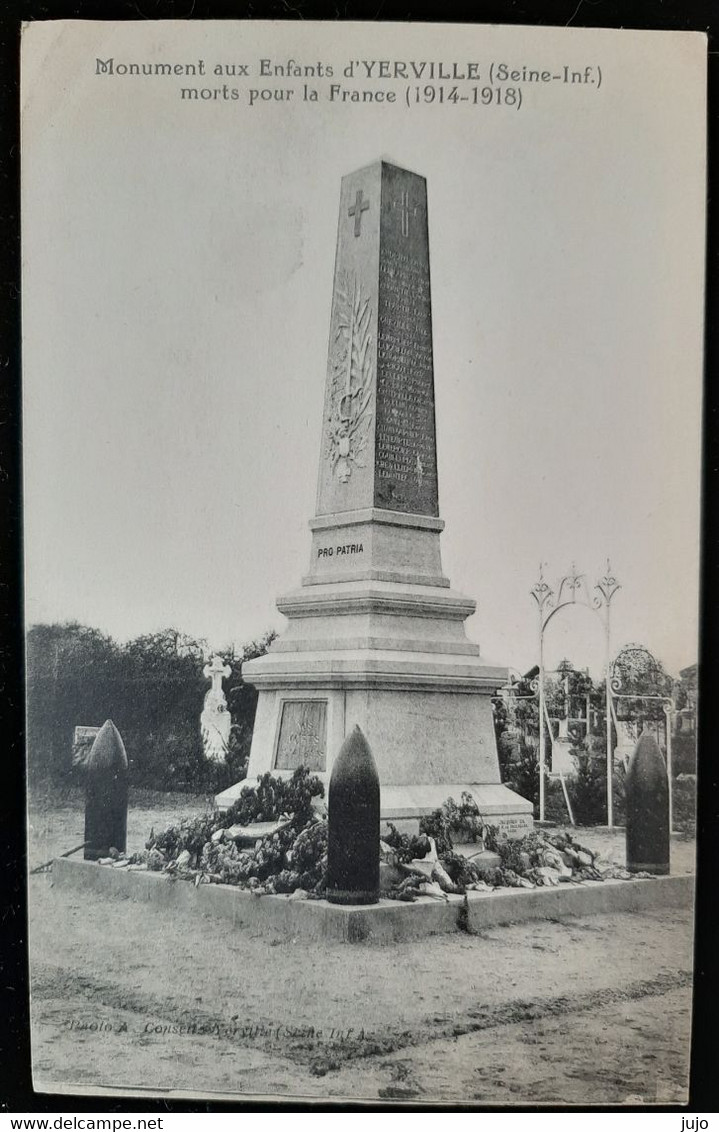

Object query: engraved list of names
[375,164,439,517]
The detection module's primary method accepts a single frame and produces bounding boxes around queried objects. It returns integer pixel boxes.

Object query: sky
[21,21,706,679]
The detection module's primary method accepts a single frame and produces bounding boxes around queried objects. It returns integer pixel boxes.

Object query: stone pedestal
[216,160,532,837]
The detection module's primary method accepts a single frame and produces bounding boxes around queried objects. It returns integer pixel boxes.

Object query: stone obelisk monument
[217,159,532,836]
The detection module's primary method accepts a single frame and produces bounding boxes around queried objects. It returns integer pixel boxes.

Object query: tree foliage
[26,621,276,793]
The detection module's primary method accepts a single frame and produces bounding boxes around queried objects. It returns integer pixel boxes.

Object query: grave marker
[201,655,232,763]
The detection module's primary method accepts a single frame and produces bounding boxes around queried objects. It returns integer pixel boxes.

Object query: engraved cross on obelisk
[395,188,421,238]
[317,160,439,519]
[348,189,369,236]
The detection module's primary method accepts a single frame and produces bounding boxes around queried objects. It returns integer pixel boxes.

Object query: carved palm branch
[326,274,375,468]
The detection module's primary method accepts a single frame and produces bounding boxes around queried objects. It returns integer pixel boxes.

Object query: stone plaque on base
[274,700,327,772]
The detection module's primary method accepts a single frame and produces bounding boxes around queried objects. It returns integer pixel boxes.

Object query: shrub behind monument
[26,622,274,793]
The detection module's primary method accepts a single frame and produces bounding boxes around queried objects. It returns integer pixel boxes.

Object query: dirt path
[31,976,691,1105]
[27,800,695,1104]
[29,872,693,1104]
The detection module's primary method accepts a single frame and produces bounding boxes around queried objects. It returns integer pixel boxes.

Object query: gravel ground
[27,795,695,1105]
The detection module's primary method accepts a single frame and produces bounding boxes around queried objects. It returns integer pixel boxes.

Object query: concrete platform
[51,857,694,945]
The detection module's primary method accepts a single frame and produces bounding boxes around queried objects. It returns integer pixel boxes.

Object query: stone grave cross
[203,655,231,695]
[201,655,232,764]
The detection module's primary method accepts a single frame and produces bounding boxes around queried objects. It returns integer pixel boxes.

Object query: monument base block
[216,559,532,836]
[379,783,533,838]
[216,776,531,838]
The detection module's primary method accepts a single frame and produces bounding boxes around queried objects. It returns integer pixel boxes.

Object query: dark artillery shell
[625,730,670,876]
[326,725,380,905]
[84,720,129,860]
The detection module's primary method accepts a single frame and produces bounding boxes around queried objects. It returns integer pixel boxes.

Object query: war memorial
[216,159,532,837]
[51,161,688,942]
[25,138,694,1104]
[22,17,704,1104]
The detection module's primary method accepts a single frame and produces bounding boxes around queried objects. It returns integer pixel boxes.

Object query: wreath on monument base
[100,769,653,900]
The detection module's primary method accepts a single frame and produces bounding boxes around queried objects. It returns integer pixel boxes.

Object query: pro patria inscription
[317,543,365,558]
